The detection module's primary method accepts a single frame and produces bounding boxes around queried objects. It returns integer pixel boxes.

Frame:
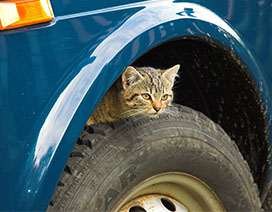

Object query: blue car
[1,0,271,211]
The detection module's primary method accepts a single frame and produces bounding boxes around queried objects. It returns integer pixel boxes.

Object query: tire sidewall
[81,122,257,211]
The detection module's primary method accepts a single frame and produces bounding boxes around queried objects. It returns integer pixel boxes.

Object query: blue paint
[0,0,271,210]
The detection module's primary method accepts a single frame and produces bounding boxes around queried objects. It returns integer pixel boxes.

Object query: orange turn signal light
[0,0,54,31]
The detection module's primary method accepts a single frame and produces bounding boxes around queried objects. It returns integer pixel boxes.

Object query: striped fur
[87,65,179,125]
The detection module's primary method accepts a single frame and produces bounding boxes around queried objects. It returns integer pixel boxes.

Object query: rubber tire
[47,104,261,211]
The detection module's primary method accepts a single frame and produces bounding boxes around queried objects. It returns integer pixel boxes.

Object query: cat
[86,65,180,125]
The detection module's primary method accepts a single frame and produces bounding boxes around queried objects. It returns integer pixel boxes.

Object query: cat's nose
[153,106,161,112]
[153,101,162,112]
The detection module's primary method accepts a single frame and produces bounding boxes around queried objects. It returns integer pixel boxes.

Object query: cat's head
[121,65,180,118]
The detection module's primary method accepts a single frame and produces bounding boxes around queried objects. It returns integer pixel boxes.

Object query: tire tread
[47,104,261,211]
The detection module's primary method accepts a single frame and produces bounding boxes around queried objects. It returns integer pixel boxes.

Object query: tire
[47,104,261,211]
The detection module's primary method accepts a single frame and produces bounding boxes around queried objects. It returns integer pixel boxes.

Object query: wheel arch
[18,2,270,210]
[132,37,270,201]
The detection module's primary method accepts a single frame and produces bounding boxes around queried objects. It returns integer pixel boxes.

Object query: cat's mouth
[147,111,161,118]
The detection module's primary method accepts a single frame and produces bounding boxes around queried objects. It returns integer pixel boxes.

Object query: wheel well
[132,37,270,197]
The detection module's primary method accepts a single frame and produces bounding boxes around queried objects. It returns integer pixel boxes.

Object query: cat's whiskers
[163,109,176,116]
[119,108,145,119]
[87,65,180,125]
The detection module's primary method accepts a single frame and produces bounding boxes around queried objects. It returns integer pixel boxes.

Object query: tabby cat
[86,65,180,125]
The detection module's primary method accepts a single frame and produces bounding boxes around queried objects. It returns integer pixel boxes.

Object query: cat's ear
[161,64,180,86]
[122,66,143,89]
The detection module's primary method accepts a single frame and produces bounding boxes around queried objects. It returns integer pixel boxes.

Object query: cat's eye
[141,93,151,100]
[161,94,169,101]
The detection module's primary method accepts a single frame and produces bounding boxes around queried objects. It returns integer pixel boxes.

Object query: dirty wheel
[47,104,261,211]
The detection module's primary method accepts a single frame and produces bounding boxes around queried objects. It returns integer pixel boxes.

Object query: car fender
[14,2,269,211]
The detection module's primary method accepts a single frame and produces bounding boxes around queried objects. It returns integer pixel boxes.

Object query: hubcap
[120,194,188,212]
[115,172,225,212]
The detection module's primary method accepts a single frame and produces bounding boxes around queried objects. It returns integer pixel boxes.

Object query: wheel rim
[115,172,225,212]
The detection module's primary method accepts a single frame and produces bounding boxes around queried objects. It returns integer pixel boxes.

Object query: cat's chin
[146,113,161,118]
